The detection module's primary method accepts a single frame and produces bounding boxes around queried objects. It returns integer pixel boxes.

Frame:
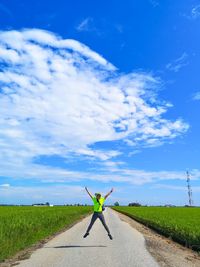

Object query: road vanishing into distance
[17,208,159,267]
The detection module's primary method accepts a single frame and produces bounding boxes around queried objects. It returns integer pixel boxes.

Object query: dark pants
[86,212,110,234]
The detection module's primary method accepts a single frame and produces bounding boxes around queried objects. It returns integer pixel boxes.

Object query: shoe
[108,234,113,240]
[83,232,89,238]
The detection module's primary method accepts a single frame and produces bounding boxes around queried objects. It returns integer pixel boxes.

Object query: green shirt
[92,196,105,212]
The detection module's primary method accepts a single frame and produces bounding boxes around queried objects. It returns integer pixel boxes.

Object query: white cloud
[166,53,188,72]
[181,5,200,20]
[148,0,159,7]
[0,160,158,184]
[1,164,200,205]
[0,29,189,182]
[1,155,199,186]
[99,165,200,185]
[191,5,200,19]
[76,17,94,32]
[0,185,87,204]
[0,183,10,188]
[76,19,124,35]
[192,92,200,101]
[152,184,200,193]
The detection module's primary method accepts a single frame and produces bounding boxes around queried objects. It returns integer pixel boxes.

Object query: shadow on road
[48,245,107,248]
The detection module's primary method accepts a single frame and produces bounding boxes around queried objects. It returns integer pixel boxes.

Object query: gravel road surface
[17,208,159,267]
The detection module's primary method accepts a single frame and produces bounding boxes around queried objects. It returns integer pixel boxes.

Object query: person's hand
[111,188,114,193]
[85,187,87,190]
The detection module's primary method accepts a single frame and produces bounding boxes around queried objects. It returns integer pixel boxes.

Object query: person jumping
[83,187,113,240]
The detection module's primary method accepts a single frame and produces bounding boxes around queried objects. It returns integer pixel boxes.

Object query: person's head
[95,193,101,200]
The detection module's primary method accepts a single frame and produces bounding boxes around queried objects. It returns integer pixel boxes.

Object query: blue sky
[0,0,200,205]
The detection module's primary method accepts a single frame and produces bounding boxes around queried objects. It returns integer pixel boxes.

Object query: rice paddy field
[0,206,92,262]
[113,206,200,251]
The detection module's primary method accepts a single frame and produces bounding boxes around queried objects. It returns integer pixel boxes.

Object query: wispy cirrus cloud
[0,183,10,188]
[99,162,200,184]
[148,0,159,7]
[1,181,200,205]
[76,17,95,32]
[191,5,200,19]
[0,29,189,184]
[152,184,200,193]
[0,184,87,204]
[0,3,13,18]
[1,155,199,186]
[181,4,200,20]
[192,92,200,101]
[76,18,124,35]
[166,52,188,72]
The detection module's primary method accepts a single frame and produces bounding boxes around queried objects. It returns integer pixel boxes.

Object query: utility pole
[186,170,193,206]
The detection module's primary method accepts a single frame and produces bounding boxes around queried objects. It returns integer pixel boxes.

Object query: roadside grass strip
[0,206,92,262]
[112,206,200,251]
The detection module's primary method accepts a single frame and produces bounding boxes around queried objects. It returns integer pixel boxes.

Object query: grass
[0,206,92,262]
[112,206,200,251]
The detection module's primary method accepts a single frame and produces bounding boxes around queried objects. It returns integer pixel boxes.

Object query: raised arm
[85,187,93,199]
[104,188,114,199]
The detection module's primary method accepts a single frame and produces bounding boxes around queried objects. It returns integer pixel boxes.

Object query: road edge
[113,208,200,267]
[0,212,92,267]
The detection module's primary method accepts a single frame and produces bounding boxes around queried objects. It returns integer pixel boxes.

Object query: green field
[113,206,200,251]
[0,206,92,262]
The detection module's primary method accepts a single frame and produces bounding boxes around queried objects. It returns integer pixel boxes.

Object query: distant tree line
[32,203,91,206]
[32,202,50,206]
[128,202,141,207]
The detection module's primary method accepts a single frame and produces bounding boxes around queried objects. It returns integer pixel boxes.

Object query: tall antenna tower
[186,170,193,206]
